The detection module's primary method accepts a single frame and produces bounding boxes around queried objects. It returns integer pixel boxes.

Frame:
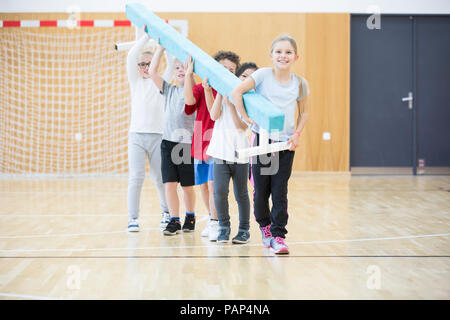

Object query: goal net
[0,26,159,176]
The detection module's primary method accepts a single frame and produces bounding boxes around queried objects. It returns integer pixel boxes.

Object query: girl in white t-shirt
[206,63,258,244]
[231,35,310,254]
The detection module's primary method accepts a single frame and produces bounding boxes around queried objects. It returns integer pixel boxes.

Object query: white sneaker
[160,211,170,230]
[208,220,219,242]
[201,219,212,237]
[127,218,139,232]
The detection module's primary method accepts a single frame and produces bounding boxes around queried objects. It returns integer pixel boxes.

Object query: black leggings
[250,132,295,238]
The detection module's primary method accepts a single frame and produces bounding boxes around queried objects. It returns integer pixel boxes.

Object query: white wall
[1,0,450,13]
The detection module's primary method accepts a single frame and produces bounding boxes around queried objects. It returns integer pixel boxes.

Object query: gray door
[351,15,414,173]
[351,15,450,174]
[416,16,450,174]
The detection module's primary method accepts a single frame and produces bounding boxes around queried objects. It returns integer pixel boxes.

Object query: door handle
[402,92,413,109]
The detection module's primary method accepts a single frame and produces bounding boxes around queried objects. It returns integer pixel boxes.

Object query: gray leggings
[213,159,250,230]
[128,132,168,219]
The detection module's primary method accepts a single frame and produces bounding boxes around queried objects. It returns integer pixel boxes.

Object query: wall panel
[0,12,349,173]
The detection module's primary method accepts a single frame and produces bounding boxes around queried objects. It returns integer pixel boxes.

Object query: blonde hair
[139,51,153,62]
[270,34,298,55]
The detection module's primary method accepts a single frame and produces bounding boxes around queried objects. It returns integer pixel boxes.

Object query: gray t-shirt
[250,67,309,141]
[161,80,195,144]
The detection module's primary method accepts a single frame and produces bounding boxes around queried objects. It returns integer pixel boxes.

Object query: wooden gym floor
[0,173,448,299]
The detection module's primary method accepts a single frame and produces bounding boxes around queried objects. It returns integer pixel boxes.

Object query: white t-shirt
[250,67,309,141]
[207,99,250,163]
[127,34,174,134]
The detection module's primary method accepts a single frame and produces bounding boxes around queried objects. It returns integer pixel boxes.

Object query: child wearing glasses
[126,25,174,232]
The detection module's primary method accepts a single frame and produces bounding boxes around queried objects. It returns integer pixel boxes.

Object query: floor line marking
[0,213,210,217]
[0,228,156,239]
[0,215,210,239]
[1,255,449,259]
[0,293,64,300]
[0,233,448,253]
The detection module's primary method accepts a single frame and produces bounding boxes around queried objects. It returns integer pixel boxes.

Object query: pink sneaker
[260,225,273,248]
[270,237,289,254]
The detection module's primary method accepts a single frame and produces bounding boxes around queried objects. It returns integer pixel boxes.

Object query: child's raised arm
[126,25,150,85]
[162,51,175,83]
[226,97,248,131]
[230,78,256,126]
[183,55,197,106]
[202,77,214,112]
[209,93,223,121]
[148,38,165,92]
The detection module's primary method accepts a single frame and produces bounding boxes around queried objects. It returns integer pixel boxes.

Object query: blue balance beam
[126,3,284,133]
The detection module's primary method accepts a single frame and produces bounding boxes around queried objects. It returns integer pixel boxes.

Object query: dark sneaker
[163,219,181,236]
[232,229,250,244]
[182,215,196,232]
[217,227,230,243]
